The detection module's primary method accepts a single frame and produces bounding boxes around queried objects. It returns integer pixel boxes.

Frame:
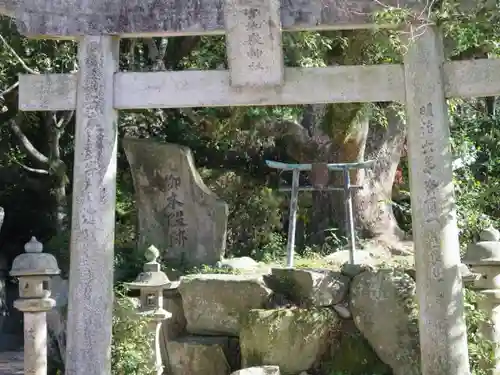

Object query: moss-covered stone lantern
[126,245,173,375]
[463,227,500,374]
[10,236,60,375]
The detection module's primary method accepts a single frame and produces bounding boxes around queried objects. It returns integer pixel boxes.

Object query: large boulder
[349,269,420,375]
[240,308,338,375]
[166,335,232,375]
[267,268,349,307]
[179,274,272,336]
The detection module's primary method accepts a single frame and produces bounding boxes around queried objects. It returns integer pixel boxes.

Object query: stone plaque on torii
[2,0,500,373]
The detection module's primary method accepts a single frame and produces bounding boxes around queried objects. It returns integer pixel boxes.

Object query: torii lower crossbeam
[18,59,500,111]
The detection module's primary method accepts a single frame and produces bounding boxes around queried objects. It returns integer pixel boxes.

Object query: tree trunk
[309,106,370,243]
[353,106,407,241]
[46,113,70,235]
[280,104,407,249]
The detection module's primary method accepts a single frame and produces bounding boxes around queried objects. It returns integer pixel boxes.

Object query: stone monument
[123,138,228,268]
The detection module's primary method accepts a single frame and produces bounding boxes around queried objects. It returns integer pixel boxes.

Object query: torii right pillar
[404,25,471,375]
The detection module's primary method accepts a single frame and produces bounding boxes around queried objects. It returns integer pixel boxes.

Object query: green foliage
[465,288,495,375]
[450,105,500,246]
[45,231,71,277]
[183,264,241,275]
[203,170,285,259]
[112,289,154,375]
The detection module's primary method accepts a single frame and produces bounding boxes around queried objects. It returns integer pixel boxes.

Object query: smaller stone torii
[266,160,374,267]
[1,0,500,374]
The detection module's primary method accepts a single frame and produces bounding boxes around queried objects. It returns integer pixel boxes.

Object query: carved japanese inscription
[163,177,188,248]
[419,102,440,226]
[224,0,283,87]
[123,138,228,268]
[0,0,424,38]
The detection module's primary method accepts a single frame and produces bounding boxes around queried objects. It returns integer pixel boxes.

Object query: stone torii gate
[1,0,500,374]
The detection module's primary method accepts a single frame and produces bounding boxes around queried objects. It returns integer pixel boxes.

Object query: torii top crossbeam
[0,0,426,38]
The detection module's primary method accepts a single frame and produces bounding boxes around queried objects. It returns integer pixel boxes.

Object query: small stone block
[224,0,284,87]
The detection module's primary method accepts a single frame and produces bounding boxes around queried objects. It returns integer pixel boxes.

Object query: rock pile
[164,259,420,375]
[47,256,422,375]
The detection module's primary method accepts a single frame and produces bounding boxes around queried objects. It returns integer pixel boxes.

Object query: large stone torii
[1,0,500,374]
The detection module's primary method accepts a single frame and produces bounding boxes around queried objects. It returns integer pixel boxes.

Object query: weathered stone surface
[231,366,280,375]
[160,288,187,339]
[159,288,188,369]
[123,138,228,268]
[65,36,119,375]
[224,0,283,88]
[349,270,420,375]
[332,303,351,319]
[166,335,232,375]
[324,250,379,266]
[0,0,423,38]
[179,274,271,336]
[267,268,349,306]
[405,25,470,375]
[240,308,337,375]
[217,257,259,271]
[217,259,273,276]
[340,263,376,279]
[325,247,414,268]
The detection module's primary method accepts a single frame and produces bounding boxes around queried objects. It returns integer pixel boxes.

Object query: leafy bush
[203,170,284,259]
[112,289,154,375]
[465,288,495,375]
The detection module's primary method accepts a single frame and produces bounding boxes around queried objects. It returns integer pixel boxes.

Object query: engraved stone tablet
[123,138,229,268]
[224,0,284,87]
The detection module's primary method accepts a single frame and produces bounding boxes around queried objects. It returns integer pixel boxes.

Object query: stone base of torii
[1,0,500,374]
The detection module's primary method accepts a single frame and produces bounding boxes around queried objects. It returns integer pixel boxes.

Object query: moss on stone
[318,320,391,375]
[240,308,338,374]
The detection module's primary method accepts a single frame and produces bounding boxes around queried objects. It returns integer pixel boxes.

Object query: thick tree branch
[9,117,49,165]
[13,159,49,174]
[0,81,18,96]
[0,34,39,75]
[53,111,74,130]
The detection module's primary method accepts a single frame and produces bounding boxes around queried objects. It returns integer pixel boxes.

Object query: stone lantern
[10,237,60,375]
[463,227,500,375]
[126,245,173,375]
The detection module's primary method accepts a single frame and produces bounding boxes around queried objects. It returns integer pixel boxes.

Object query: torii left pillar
[65,36,119,375]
